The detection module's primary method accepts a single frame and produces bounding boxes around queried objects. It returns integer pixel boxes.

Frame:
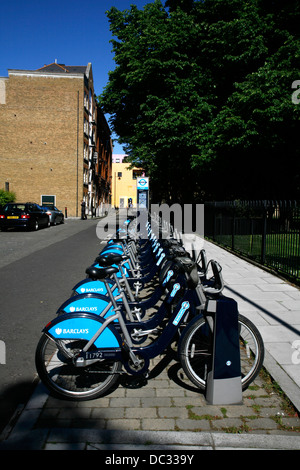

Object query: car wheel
[33,220,39,231]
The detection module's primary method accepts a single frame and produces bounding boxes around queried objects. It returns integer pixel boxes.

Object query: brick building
[0,61,112,217]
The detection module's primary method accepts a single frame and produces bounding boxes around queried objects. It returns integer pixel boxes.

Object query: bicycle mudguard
[101,244,124,252]
[44,312,122,348]
[56,293,118,318]
[72,278,120,296]
[100,247,124,256]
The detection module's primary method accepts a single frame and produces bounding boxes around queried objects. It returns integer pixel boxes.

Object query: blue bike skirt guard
[100,247,124,255]
[57,294,119,320]
[73,279,120,296]
[47,314,121,348]
[101,244,124,252]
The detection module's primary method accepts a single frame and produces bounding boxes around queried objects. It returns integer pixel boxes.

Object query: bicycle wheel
[179,314,264,392]
[35,334,122,400]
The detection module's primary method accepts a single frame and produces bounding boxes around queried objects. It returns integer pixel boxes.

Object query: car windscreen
[4,204,26,212]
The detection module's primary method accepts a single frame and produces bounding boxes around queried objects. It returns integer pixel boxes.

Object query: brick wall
[0,72,85,216]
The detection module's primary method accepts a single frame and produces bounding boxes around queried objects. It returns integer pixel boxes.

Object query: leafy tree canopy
[99,0,300,202]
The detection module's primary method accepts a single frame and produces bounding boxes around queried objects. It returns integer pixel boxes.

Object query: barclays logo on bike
[80,287,104,293]
[55,327,89,335]
[69,306,98,312]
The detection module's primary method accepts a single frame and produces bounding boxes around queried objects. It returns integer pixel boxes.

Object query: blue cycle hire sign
[137,177,149,190]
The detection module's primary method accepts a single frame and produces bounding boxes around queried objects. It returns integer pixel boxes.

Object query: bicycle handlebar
[202,260,224,295]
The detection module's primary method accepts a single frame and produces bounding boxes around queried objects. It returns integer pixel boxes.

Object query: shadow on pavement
[0,379,37,435]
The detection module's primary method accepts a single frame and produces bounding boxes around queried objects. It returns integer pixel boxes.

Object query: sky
[0,0,152,154]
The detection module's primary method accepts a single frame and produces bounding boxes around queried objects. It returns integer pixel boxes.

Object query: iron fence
[204,200,300,283]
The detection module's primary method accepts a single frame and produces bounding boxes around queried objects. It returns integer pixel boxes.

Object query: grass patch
[259,367,299,418]
[186,405,222,421]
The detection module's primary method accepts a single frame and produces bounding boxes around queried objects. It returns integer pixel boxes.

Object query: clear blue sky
[0,0,151,153]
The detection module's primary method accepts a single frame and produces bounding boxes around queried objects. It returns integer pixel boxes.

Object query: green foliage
[99,0,300,202]
[0,189,16,206]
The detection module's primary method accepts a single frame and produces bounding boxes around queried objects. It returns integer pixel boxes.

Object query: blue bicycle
[35,247,264,400]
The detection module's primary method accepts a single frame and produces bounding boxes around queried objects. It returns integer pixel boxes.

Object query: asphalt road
[0,215,120,433]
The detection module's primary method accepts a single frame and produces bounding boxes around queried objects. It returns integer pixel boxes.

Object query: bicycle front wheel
[179,314,264,392]
[35,334,122,400]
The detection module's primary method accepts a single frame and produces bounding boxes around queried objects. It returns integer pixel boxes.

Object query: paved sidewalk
[1,238,300,450]
[205,239,300,413]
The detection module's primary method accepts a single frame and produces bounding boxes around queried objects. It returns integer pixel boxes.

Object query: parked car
[0,203,50,231]
[41,206,64,225]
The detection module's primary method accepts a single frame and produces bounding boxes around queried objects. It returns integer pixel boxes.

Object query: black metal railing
[204,200,300,283]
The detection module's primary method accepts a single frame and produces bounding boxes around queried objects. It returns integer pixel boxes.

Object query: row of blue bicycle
[35,215,264,400]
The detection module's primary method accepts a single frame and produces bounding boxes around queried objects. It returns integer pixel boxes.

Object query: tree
[191,0,300,199]
[165,0,194,12]
[0,189,16,206]
[100,1,211,202]
[188,0,300,199]
[99,0,300,202]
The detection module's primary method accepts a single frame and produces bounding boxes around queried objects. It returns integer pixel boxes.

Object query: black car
[0,202,50,231]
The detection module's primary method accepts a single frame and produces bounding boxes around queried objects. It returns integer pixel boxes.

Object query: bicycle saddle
[96,253,128,266]
[85,265,119,280]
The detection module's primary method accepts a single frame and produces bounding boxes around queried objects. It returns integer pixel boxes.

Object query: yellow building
[111,154,144,208]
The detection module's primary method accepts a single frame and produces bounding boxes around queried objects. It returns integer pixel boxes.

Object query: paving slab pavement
[204,239,300,413]
[1,237,300,451]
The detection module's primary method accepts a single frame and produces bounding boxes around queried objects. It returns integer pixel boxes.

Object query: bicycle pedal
[132,328,158,339]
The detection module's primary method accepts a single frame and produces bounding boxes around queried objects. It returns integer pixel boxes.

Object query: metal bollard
[205,296,243,405]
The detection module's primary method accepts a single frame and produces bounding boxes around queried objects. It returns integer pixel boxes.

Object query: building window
[41,195,55,207]
[132,170,144,179]
[83,168,88,185]
[84,118,89,136]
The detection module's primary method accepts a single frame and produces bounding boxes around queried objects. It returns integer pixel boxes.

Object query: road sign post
[137,177,149,211]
